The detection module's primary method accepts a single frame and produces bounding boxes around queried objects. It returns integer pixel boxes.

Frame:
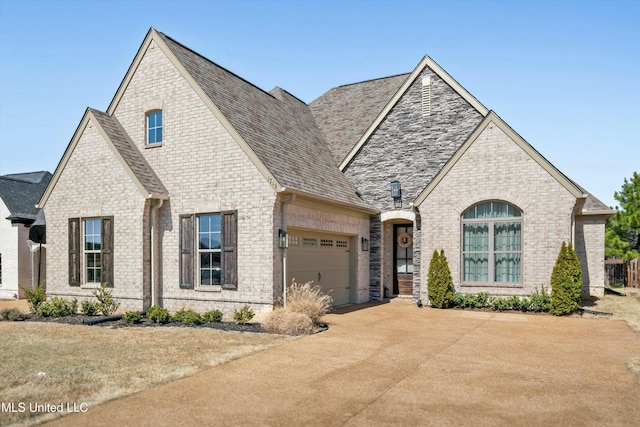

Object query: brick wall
[417,121,578,300]
[575,215,607,296]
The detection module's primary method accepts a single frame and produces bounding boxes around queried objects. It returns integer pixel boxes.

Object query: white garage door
[287,230,351,307]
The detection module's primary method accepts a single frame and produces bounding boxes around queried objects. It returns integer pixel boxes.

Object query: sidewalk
[45,300,640,426]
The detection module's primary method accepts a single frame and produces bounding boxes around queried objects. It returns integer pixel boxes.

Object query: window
[396,225,414,274]
[146,110,163,144]
[180,211,237,290]
[69,217,113,287]
[462,201,521,284]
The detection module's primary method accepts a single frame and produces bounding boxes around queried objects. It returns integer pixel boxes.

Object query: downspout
[281,193,296,308]
[150,198,164,307]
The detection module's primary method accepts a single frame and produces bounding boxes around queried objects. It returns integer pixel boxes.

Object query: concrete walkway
[46,299,640,426]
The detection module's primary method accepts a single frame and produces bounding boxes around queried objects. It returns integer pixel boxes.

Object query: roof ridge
[158,31,278,102]
[337,72,411,89]
[0,171,51,183]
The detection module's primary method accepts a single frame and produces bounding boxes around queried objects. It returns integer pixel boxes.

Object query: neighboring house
[0,171,51,299]
[38,29,613,315]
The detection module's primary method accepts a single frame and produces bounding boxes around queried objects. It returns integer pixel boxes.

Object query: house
[0,171,52,299]
[38,29,613,315]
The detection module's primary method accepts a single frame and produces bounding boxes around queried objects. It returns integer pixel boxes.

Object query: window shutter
[221,210,237,290]
[101,217,114,288]
[69,218,80,286]
[179,214,194,289]
[422,76,431,117]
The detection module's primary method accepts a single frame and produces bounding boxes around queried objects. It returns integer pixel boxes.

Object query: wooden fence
[605,257,639,288]
[627,257,639,288]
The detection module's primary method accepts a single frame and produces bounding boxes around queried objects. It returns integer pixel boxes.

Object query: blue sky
[0,0,638,208]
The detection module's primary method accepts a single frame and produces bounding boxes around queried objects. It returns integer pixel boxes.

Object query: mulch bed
[23,313,264,333]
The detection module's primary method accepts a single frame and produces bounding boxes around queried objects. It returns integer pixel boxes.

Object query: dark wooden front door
[394,224,413,295]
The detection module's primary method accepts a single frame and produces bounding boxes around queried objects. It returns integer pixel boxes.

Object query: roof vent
[422,76,431,116]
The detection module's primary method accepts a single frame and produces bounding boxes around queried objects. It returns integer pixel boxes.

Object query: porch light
[391,180,402,208]
[278,229,288,249]
[361,237,370,251]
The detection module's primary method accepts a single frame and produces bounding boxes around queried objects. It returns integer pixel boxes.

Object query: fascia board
[339,55,490,171]
[280,188,379,215]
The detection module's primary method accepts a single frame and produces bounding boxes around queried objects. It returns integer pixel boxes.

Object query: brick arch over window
[461,201,522,285]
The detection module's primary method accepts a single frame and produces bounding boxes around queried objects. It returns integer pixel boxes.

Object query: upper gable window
[146,110,163,145]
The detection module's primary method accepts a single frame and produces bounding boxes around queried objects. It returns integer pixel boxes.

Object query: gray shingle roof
[309,74,409,164]
[158,32,371,211]
[90,109,168,197]
[0,171,51,222]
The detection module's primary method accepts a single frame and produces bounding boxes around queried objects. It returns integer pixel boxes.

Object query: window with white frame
[198,214,222,286]
[146,110,163,145]
[462,201,522,284]
[84,218,102,283]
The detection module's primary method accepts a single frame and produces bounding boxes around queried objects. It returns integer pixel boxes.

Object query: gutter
[280,193,296,308]
[150,198,165,307]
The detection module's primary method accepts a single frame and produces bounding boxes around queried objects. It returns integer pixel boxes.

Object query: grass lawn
[0,323,292,426]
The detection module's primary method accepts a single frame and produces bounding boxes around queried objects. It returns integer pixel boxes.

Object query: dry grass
[0,322,292,426]
[262,307,314,335]
[285,280,333,324]
[584,288,640,384]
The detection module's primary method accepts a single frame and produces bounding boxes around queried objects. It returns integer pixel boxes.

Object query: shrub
[427,249,454,308]
[0,308,27,321]
[36,297,77,317]
[81,300,101,316]
[550,242,583,316]
[203,309,224,323]
[93,284,120,315]
[123,311,142,324]
[233,305,255,324]
[490,297,511,311]
[173,309,204,325]
[22,282,46,313]
[262,307,314,335]
[452,292,489,309]
[146,305,171,324]
[528,286,551,313]
[285,280,333,324]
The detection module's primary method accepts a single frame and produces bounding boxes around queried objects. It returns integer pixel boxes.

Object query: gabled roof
[414,111,609,213]
[310,74,409,164]
[337,55,490,171]
[105,28,373,213]
[39,109,168,207]
[0,171,51,222]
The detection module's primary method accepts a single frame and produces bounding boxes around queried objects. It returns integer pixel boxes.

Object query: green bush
[490,297,511,311]
[123,311,142,324]
[93,284,120,315]
[81,300,101,316]
[427,249,454,308]
[36,297,77,317]
[452,292,489,309]
[146,305,171,324]
[527,286,551,313]
[233,305,255,324]
[203,309,224,323]
[550,242,583,316]
[172,309,204,325]
[0,308,27,321]
[22,282,46,313]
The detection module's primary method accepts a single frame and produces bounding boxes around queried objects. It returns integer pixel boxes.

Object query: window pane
[495,222,521,251]
[397,260,406,274]
[495,253,521,282]
[156,128,162,143]
[463,223,488,252]
[463,254,488,281]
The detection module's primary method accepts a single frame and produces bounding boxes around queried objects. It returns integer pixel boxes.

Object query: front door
[394,224,413,295]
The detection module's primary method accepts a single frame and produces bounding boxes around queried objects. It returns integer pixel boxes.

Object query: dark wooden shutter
[101,216,114,288]
[179,214,194,289]
[69,218,81,286]
[221,210,237,290]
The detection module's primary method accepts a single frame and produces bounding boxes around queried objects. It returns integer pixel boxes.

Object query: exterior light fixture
[278,229,288,249]
[391,180,402,208]
[361,237,370,251]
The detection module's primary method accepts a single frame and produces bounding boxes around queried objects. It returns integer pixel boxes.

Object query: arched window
[146,110,163,145]
[462,201,522,284]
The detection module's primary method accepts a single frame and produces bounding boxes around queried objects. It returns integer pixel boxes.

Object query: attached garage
[286,230,354,306]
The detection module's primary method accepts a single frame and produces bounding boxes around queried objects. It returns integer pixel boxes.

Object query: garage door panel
[287,231,351,307]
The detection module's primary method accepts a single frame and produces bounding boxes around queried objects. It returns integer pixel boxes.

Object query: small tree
[550,242,583,315]
[427,249,454,308]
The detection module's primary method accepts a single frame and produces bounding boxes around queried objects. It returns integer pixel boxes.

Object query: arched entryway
[381,210,416,298]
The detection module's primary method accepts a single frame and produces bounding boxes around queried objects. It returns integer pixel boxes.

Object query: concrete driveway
[46,299,640,426]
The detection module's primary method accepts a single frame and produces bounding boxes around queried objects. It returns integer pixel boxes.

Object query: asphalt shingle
[0,171,51,222]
